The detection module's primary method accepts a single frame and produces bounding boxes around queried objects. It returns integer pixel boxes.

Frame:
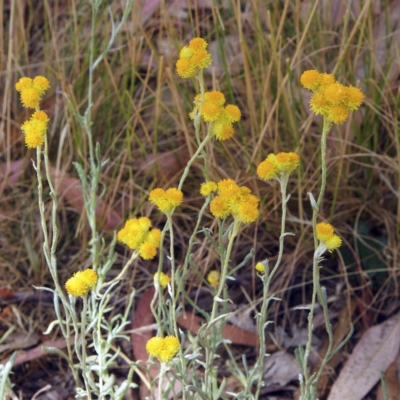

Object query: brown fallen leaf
[376,356,400,400]
[50,167,122,231]
[328,311,400,400]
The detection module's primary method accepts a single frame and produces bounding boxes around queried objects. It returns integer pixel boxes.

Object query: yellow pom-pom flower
[21,111,49,148]
[20,87,41,109]
[117,217,161,260]
[176,37,212,79]
[33,76,50,95]
[207,270,220,288]
[16,76,50,108]
[224,104,241,123]
[149,187,183,213]
[204,91,225,106]
[255,262,265,274]
[154,272,170,288]
[301,70,363,124]
[316,222,342,252]
[200,181,218,196]
[201,102,222,122]
[257,152,299,181]
[146,336,180,363]
[65,269,98,297]
[15,77,32,92]
[316,222,334,242]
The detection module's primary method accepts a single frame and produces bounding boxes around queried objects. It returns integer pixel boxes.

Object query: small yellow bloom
[257,159,279,181]
[21,111,49,148]
[76,269,98,288]
[176,37,212,79]
[255,262,265,274]
[318,73,335,88]
[117,218,160,259]
[345,86,364,110]
[316,222,342,252]
[210,196,231,218]
[328,105,349,124]
[149,188,183,213]
[201,102,222,122]
[33,76,50,94]
[204,91,225,106]
[20,87,41,109]
[310,92,331,116]
[200,181,218,196]
[324,83,347,104]
[65,269,98,297]
[189,37,208,50]
[325,234,342,252]
[176,57,196,78]
[139,242,157,260]
[316,222,334,242]
[15,77,33,92]
[224,104,241,123]
[154,272,170,288]
[235,195,259,223]
[146,336,180,363]
[214,123,234,141]
[207,270,220,288]
[300,70,321,91]
[275,152,300,174]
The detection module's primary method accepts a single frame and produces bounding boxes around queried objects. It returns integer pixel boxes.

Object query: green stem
[80,294,92,399]
[203,219,241,393]
[302,116,331,397]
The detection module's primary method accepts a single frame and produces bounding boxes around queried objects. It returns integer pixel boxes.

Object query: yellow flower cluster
[207,270,220,288]
[300,70,364,124]
[149,188,183,214]
[65,269,98,297]
[209,179,259,223]
[15,76,50,109]
[117,217,161,260]
[200,181,218,196]
[175,37,212,78]
[257,152,300,181]
[190,91,241,141]
[146,336,180,363]
[21,111,49,148]
[316,222,342,252]
[154,272,170,288]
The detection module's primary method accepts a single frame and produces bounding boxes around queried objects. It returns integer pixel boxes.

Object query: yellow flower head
[76,269,98,288]
[146,336,180,363]
[200,181,218,196]
[275,152,300,174]
[316,222,341,252]
[300,70,321,91]
[117,217,160,259]
[154,272,170,288]
[204,91,225,106]
[301,70,363,124]
[21,111,49,148]
[176,57,196,78]
[15,77,33,92]
[316,222,334,242]
[201,102,222,122]
[149,187,183,213]
[224,104,241,123]
[176,37,212,79]
[207,270,220,288]
[345,86,365,110]
[210,179,259,223]
[139,242,157,260]
[255,262,265,274]
[189,37,208,50]
[213,123,234,141]
[33,76,50,94]
[20,87,41,109]
[257,152,299,181]
[16,76,50,108]
[65,269,98,297]
[325,234,342,252]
